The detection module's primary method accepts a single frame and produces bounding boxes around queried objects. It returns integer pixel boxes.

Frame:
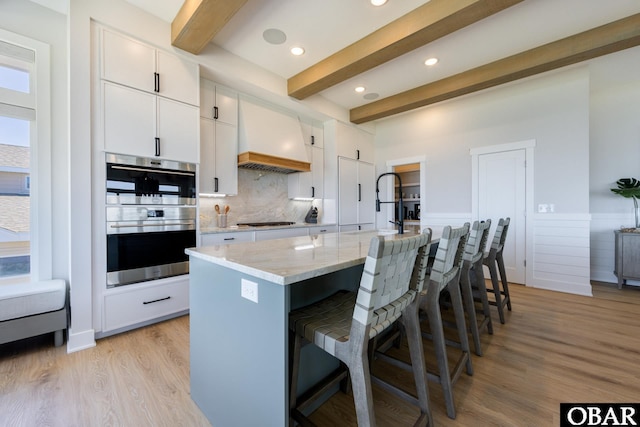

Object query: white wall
[589,46,640,284]
[373,65,592,294]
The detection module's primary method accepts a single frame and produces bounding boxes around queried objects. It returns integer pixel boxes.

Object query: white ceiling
[111,1,640,112]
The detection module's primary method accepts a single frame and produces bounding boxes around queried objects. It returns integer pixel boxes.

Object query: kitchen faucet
[376,172,404,234]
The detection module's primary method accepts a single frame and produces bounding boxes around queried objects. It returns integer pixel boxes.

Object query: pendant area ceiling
[125,0,640,123]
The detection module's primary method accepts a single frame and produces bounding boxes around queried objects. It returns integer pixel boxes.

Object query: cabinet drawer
[201,231,254,245]
[255,228,309,241]
[308,225,338,235]
[104,278,189,332]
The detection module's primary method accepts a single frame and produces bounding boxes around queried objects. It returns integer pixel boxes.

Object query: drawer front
[201,231,255,246]
[308,225,338,235]
[255,227,309,241]
[104,278,189,332]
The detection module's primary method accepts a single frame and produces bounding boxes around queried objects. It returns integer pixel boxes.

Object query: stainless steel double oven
[105,153,196,287]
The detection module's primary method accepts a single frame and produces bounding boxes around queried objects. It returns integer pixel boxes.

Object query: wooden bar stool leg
[425,292,456,419]
[403,303,433,426]
[488,259,506,324]
[460,270,482,356]
[497,252,512,311]
[348,325,375,427]
[448,280,473,375]
[473,265,494,335]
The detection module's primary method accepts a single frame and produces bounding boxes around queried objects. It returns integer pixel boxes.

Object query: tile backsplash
[199,169,319,228]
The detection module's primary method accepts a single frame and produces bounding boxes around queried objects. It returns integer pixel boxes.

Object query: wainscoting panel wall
[530,214,592,296]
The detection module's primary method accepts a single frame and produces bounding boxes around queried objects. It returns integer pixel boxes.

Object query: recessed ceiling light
[371,0,387,6]
[290,46,305,56]
[355,86,366,93]
[263,28,286,45]
[363,93,379,100]
[425,57,439,66]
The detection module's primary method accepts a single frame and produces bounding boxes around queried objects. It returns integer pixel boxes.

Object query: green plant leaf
[611,177,640,199]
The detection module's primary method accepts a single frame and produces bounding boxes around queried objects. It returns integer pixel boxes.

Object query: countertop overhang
[186,229,433,285]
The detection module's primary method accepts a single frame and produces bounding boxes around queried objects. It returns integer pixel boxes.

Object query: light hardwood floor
[1,282,639,427]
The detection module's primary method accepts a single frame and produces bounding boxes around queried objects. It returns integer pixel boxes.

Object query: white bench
[0,279,68,347]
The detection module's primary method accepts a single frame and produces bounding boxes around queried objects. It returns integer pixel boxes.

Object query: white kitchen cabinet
[339,224,375,232]
[200,80,238,125]
[200,231,255,246]
[338,157,375,228]
[102,276,189,334]
[200,118,238,195]
[288,123,323,199]
[288,145,323,199]
[103,81,199,163]
[335,121,374,163]
[101,28,199,106]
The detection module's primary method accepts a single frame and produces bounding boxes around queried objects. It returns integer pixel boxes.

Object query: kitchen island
[185,228,430,427]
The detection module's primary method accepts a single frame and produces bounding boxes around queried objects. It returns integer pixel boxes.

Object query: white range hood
[238,100,311,174]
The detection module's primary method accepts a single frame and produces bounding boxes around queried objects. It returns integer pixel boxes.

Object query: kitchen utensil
[224,205,230,214]
[215,204,220,214]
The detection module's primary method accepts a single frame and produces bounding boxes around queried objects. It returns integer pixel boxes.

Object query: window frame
[0,28,52,283]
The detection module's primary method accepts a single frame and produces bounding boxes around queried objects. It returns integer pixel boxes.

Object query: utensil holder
[218,214,227,228]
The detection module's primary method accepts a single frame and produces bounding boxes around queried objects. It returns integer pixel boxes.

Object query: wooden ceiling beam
[287,0,524,100]
[350,13,640,124]
[171,0,247,55]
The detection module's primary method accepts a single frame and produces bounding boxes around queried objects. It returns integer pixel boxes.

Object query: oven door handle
[109,222,195,229]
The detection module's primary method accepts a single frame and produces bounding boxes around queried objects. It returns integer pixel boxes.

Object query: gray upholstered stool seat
[0,279,68,347]
[289,231,433,427]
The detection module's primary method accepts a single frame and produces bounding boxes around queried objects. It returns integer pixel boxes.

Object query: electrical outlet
[241,279,258,303]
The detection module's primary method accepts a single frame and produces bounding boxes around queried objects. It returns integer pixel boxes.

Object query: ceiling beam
[350,13,640,124]
[287,0,524,100]
[171,0,247,55]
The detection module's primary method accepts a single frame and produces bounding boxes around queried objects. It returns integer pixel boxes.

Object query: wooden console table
[614,230,640,289]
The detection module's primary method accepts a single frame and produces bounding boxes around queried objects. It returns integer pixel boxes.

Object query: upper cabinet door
[157,97,199,164]
[101,28,199,106]
[101,29,156,93]
[214,85,238,126]
[103,81,156,158]
[156,50,199,106]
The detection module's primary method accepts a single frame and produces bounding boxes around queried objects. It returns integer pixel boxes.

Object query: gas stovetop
[236,221,296,227]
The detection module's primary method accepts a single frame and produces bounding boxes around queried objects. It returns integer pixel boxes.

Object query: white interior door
[478,149,526,284]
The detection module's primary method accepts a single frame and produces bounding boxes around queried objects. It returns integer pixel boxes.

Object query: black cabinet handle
[311,186,315,198]
[358,183,361,202]
[223,237,235,241]
[311,135,315,145]
[154,72,160,93]
[143,296,170,305]
[214,177,219,192]
[155,137,160,157]
[356,149,360,160]
[214,106,219,120]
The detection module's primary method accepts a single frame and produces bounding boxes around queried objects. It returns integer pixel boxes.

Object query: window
[0,30,51,282]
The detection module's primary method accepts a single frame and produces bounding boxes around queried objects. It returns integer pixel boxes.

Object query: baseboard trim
[67,328,96,353]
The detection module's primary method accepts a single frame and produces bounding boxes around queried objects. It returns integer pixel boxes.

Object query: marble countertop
[200,222,335,234]
[186,228,437,285]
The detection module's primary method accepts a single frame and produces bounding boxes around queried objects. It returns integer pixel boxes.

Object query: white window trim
[0,28,52,282]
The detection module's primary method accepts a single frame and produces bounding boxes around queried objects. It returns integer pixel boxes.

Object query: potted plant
[611,178,640,229]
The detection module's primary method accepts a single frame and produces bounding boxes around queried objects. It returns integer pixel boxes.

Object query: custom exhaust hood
[238,100,311,174]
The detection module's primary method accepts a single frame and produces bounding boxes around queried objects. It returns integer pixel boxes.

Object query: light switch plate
[241,278,258,303]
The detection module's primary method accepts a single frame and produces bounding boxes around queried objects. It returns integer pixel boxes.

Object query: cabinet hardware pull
[223,237,235,241]
[358,183,361,202]
[311,186,315,198]
[214,177,219,192]
[356,149,360,160]
[214,106,219,120]
[143,296,170,305]
[311,135,315,145]
[154,72,160,93]
[155,137,161,157]
[320,229,327,232]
